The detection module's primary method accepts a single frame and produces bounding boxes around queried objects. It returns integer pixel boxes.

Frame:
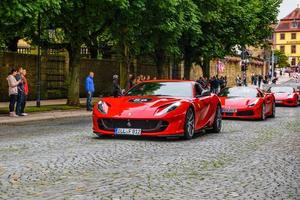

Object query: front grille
[99,119,168,132]
[224,113,234,116]
[236,110,254,116]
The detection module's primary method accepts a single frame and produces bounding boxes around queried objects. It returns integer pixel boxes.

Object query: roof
[275,8,300,32]
[282,8,300,20]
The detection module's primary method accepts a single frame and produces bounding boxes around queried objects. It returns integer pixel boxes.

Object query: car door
[193,83,212,129]
[260,89,273,114]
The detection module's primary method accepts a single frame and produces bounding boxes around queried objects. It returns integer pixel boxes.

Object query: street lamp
[240,47,250,86]
[36,12,41,107]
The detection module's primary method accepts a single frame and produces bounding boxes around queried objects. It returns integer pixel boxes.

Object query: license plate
[275,100,282,103]
[222,108,237,113]
[114,128,142,136]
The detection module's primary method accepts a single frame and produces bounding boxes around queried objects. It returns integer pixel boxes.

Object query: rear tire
[207,105,222,133]
[183,108,195,140]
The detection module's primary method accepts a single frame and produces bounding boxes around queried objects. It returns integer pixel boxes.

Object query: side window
[195,83,203,96]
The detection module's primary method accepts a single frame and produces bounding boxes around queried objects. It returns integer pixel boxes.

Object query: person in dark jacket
[85,72,95,111]
[15,67,25,116]
[112,74,122,97]
[125,74,134,91]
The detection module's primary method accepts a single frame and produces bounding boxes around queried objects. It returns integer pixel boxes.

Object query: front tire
[183,108,195,140]
[260,103,266,121]
[270,102,275,118]
[207,105,222,133]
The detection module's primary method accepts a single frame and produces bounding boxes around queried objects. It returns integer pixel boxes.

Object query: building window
[280,45,285,53]
[291,45,296,54]
[291,33,297,39]
[291,19,298,28]
[291,58,296,66]
[280,33,285,40]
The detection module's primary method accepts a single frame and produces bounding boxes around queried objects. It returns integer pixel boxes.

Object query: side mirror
[197,90,211,97]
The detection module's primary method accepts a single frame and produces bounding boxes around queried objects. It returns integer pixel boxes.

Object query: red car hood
[99,96,188,118]
[220,97,258,109]
[274,93,291,100]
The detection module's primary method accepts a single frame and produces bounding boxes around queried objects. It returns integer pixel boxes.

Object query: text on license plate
[114,128,142,135]
[276,100,282,103]
[222,108,237,113]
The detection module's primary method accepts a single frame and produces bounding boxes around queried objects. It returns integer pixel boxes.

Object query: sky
[278,0,300,19]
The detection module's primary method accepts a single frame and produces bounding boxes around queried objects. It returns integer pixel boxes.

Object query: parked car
[93,80,222,139]
[218,86,275,120]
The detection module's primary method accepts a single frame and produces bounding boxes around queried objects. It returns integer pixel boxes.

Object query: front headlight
[155,102,181,116]
[248,99,259,107]
[98,101,109,114]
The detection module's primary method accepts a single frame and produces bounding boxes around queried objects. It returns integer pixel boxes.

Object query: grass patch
[0,104,84,114]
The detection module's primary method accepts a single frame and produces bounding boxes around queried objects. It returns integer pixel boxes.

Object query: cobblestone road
[0,107,299,200]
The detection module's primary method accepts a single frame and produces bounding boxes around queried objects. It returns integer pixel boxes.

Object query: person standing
[20,69,29,116]
[7,69,20,117]
[251,73,255,85]
[112,74,122,97]
[258,74,263,88]
[125,74,134,91]
[15,67,25,116]
[85,72,95,111]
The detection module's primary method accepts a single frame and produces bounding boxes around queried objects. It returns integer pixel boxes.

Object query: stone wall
[0,52,266,102]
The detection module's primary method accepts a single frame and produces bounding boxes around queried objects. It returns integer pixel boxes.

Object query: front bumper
[221,107,261,119]
[92,113,186,137]
[275,99,298,107]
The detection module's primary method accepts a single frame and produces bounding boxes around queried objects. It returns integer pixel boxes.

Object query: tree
[137,0,185,78]
[180,0,281,78]
[274,50,289,68]
[45,0,128,106]
[0,0,60,51]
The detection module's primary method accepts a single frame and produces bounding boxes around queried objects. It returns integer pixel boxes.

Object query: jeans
[9,94,17,112]
[21,95,27,113]
[86,92,93,111]
[16,91,25,115]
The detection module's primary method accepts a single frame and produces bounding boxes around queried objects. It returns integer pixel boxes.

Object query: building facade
[274,8,300,67]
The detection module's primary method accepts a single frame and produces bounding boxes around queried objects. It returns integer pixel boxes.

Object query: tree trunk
[6,37,20,52]
[66,45,81,106]
[202,57,211,78]
[154,49,167,79]
[89,45,98,59]
[184,54,193,80]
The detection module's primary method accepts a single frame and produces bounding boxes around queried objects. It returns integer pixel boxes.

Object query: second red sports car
[268,86,299,107]
[218,86,275,120]
[93,80,222,139]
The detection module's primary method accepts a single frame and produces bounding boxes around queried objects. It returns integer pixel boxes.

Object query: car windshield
[270,87,294,94]
[125,82,193,97]
[219,87,258,98]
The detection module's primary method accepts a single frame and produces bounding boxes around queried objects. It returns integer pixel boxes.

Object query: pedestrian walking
[85,72,95,111]
[15,67,25,116]
[20,69,29,116]
[6,69,21,117]
[112,74,122,97]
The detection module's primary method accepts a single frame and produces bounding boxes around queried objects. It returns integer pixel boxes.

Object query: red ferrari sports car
[268,86,299,107]
[218,86,275,120]
[93,80,222,139]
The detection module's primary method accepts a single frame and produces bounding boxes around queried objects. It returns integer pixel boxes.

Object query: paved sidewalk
[0,109,92,125]
[0,98,89,108]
